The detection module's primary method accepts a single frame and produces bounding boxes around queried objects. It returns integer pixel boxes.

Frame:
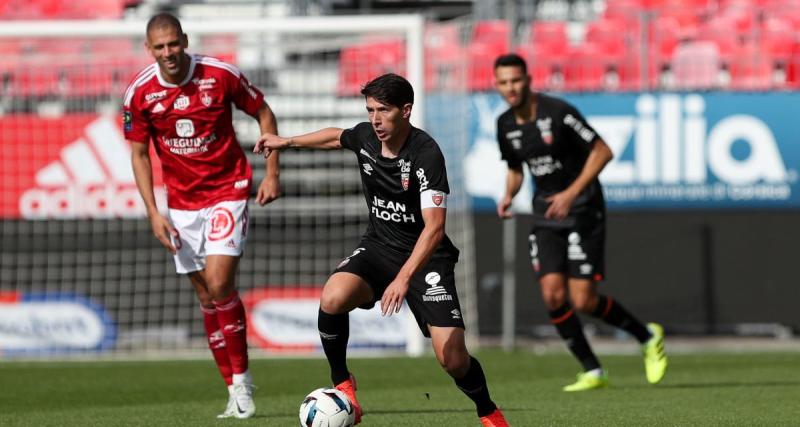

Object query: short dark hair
[494,53,528,74]
[361,73,414,108]
[146,12,183,36]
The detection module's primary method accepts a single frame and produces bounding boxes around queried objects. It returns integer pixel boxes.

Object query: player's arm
[381,206,446,316]
[130,141,177,254]
[254,127,344,157]
[498,164,524,218]
[545,137,613,220]
[254,103,281,206]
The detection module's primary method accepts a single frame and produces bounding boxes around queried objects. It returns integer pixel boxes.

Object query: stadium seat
[584,18,629,59]
[425,23,463,90]
[337,38,405,96]
[472,20,510,46]
[563,43,607,91]
[617,49,660,91]
[516,43,567,91]
[728,44,775,90]
[697,17,742,64]
[671,41,722,89]
[467,40,506,91]
[759,17,796,65]
[528,21,569,53]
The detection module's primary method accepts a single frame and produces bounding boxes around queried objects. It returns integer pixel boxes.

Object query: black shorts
[528,214,606,281]
[334,239,465,337]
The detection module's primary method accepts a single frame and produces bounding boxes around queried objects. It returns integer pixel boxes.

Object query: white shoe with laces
[231,383,256,419]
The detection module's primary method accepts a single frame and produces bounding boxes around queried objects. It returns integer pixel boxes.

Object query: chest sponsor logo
[175,119,195,137]
[145,90,167,103]
[201,92,213,107]
[371,196,415,223]
[527,155,563,177]
[362,163,373,175]
[173,95,190,110]
[423,272,453,302]
[537,117,553,144]
[192,77,217,90]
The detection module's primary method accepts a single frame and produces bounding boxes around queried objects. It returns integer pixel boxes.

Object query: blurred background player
[125,13,281,418]
[255,73,509,427]
[492,53,667,391]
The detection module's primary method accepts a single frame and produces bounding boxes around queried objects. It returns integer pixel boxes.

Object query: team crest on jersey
[200,92,213,107]
[399,159,411,191]
[537,117,553,145]
[174,95,190,110]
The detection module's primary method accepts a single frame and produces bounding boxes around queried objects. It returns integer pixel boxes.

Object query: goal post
[0,15,478,358]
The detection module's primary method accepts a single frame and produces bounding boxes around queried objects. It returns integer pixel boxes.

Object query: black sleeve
[496,117,523,169]
[415,142,450,194]
[339,122,372,152]
[560,102,599,152]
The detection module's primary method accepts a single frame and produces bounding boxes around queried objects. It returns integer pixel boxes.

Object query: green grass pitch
[1,350,798,426]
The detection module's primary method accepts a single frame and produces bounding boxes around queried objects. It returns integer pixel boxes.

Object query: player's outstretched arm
[498,165,524,218]
[254,127,344,158]
[130,141,178,254]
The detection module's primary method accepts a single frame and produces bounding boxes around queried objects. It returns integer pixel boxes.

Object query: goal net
[0,15,476,357]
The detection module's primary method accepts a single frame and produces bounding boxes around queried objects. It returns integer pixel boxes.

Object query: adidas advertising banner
[0,292,116,355]
[0,115,166,219]
[243,288,412,354]
[464,93,800,210]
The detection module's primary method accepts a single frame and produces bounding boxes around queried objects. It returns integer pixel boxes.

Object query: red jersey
[123,54,265,210]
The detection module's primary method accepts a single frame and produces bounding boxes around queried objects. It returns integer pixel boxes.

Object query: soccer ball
[298,388,356,427]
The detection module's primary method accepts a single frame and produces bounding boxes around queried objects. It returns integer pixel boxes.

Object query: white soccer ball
[298,387,356,427]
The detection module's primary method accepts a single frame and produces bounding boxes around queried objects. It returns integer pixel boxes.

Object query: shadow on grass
[262,407,534,417]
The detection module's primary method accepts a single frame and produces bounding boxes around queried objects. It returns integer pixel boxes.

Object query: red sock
[214,291,249,374]
[202,306,233,386]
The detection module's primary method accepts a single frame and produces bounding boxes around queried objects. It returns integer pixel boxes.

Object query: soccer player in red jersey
[125,13,280,419]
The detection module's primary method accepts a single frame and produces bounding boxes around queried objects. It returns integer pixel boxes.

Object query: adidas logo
[18,116,166,219]
[225,239,237,249]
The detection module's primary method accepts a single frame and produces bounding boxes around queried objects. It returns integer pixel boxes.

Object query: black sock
[592,295,652,344]
[549,303,601,371]
[318,308,350,385]
[454,356,497,417]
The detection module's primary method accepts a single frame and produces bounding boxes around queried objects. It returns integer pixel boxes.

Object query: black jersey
[340,122,459,261]
[497,93,605,226]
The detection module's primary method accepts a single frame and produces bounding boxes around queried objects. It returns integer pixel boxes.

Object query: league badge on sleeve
[432,192,444,206]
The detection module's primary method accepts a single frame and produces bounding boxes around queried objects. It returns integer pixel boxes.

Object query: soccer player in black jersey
[493,54,668,391]
[255,73,509,426]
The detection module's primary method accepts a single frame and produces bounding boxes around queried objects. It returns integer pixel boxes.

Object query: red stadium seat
[467,40,506,91]
[697,17,742,64]
[425,23,463,90]
[472,20,510,45]
[671,41,722,89]
[584,18,629,59]
[337,39,405,96]
[516,44,567,91]
[563,43,607,91]
[617,49,660,91]
[728,44,775,90]
[528,21,569,53]
[759,17,796,65]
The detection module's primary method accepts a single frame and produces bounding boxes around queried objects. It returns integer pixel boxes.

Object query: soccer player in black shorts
[492,54,668,391]
[255,73,509,426]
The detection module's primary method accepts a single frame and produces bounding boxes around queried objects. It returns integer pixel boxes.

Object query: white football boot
[230,383,256,419]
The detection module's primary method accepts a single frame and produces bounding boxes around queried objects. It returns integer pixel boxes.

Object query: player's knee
[571,293,598,313]
[541,292,566,310]
[320,291,350,314]
[437,346,469,377]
